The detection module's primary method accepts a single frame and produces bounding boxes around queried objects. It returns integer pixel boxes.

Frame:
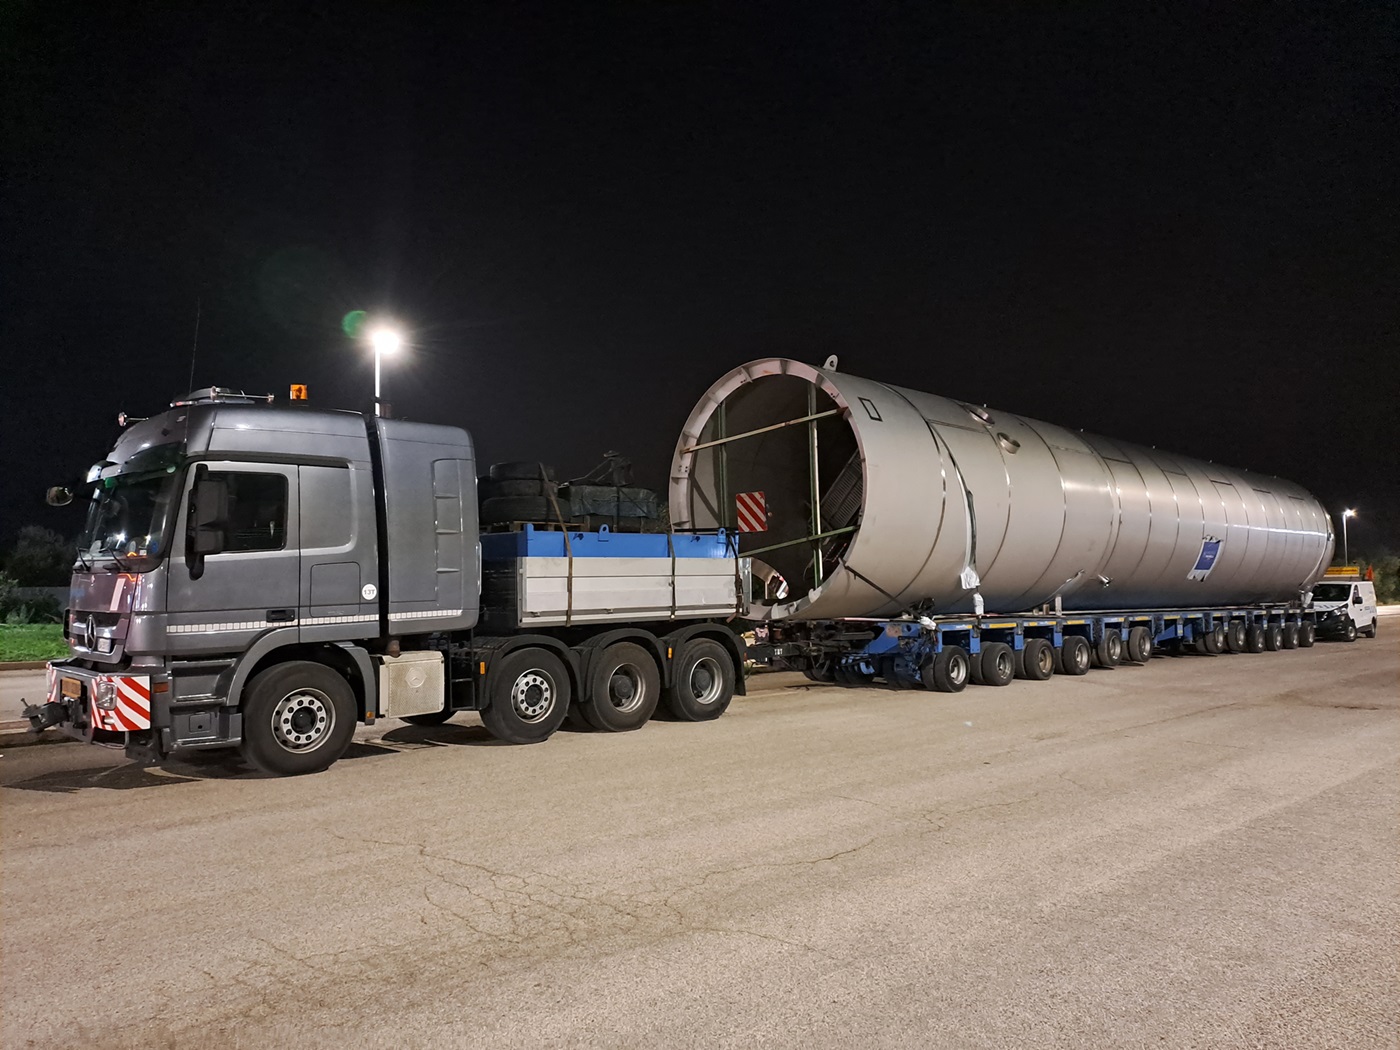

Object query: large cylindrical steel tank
[670,358,1334,620]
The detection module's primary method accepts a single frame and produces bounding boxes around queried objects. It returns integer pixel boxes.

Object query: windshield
[77,444,185,571]
[1310,583,1351,603]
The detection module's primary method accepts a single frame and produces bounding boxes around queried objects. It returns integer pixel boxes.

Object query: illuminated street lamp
[367,326,403,417]
[1342,508,1356,565]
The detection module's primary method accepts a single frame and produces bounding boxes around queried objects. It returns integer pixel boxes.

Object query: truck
[27,357,1359,773]
[27,388,749,775]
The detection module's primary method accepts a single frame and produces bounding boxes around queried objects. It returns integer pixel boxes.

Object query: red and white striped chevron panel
[92,675,152,732]
[735,491,767,533]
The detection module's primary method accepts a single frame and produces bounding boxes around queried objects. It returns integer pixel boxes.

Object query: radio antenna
[187,297,202,392]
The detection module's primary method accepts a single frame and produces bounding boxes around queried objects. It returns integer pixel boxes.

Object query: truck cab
[1308,573,1378,641]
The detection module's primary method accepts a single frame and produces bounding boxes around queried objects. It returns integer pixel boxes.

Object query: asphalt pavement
[2,621,1397,1049]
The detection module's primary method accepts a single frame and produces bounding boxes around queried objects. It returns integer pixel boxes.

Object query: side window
[208,472,288,552]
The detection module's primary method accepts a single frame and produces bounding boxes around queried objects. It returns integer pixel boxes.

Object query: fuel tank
[669,358,1334,620]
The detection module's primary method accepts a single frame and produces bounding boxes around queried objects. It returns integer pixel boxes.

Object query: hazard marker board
[736,491,767,533]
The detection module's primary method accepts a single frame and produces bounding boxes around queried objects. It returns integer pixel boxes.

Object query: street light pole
[368,327,403,417]
[1342,508,1356,565]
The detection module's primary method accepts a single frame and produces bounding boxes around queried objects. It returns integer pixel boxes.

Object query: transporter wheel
[1298,622,1316,648]
[1343,620,1358,643]
[1057,636,1091,676]
[402,708,456,726]
[1018,638,1055,681]
[979,643,1015,687]
[481,648,571,743]
[488,461,556,482]
[580,642,660,732]
[664,639,735,721]
[1225,620,1247,653]
[878,655,914,689]
[1263,624,1284,651]
[1203,623,1226,655]
[1125,626,1153,664]
[480,495,557,525]
[802,656,836,684]
[1364,619,1378,638]
[239,661,358,776]
[921,646,969,693]
[1281,623,1300,650]
[1094,631,1124,668]
[1246,625,1266,653]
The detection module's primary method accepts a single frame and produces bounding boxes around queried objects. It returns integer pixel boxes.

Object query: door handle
[266,609,297,623]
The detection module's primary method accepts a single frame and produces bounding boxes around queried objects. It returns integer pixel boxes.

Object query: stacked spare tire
[479,461,664,532]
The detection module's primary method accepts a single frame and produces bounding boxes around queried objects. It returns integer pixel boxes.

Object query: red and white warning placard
[735,491,767,533]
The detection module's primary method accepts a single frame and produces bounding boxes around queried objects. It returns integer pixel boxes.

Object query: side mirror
[1352,593,1363,605]
[46,486,74,507]
[186,472,229,576]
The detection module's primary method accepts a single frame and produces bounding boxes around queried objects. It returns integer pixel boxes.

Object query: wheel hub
[272,689,334,753]
[511,672,554,722]
[688,658,723,704]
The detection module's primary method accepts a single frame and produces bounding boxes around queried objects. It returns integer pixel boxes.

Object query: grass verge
[0,624,68,663]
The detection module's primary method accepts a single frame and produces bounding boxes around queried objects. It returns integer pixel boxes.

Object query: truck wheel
[1263,624,1284,651]
[921,646,969,693]
[1343,621,1357,643]
[1125,626,1153,664]
[479,479,558,500]
[1225,621,1247,653]
[580,642,660,731]
[481,648,571,743]
[402,709,456,726]
[1280,623,1300,649]
[489,461,556,482]
[1057,636,1091,676]
[1363,619,1378,639]
[1017,638,1055,681]
[1298,622,1316,648]
[1203,623,1226,655]
[239,661,358,776]
[480,496,557,524]
[1246,625,1266,653]
[979,642,1015,686]
[1094,631,1124,667]
[664,639,735,721]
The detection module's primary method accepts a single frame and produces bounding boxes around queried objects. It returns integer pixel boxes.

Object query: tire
[1017,638,1055,681]
[1225,620,1247,653]
[979,642,1015,686]
[1298,622,1316,648]
[1203,623,1226,655]
[968,647,988,686]
[1281,623,1299,650]
[1246,625,1266,653]
[664,639,735,721]
[402,709,456,726]
[479,478,558,500]
[579,642,660,732]
[1126,626,1153,664]
[1343,620,1358,643]
[802,657,836,684]
[1363,619,1378,639]
[480,648,571,743]
[921,645,969,693]
[480,495,558,524]
[879,655,912,689]
[1057,635,1091,676]
[1263,624,1284,651]
[239,661,358,776]
[1094,630,1124,667]
[489,461,556,482]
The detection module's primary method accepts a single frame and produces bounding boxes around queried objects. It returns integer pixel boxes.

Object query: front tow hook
[21,700,66,733]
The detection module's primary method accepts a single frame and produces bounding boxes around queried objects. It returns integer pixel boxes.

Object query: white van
[1309,577,1379,641]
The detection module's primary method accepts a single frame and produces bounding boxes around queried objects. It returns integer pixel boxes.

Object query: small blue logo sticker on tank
[1188,537,1223,581]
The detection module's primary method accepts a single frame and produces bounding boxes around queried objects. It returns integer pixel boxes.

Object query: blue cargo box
[481,523,738,561]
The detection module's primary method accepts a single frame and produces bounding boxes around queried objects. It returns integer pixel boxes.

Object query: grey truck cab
[28,387,746,775]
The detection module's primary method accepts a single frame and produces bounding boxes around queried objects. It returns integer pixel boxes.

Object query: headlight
[93,679,117,710]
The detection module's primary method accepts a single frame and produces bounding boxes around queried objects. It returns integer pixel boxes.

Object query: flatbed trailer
[750,604,1325,691]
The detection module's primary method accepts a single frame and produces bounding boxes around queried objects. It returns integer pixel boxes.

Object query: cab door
[166,462,300,654]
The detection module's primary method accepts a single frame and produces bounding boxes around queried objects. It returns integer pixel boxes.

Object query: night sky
[4,4,1397,555]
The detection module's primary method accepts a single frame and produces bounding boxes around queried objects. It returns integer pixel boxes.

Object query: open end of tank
[670,364,862,615]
